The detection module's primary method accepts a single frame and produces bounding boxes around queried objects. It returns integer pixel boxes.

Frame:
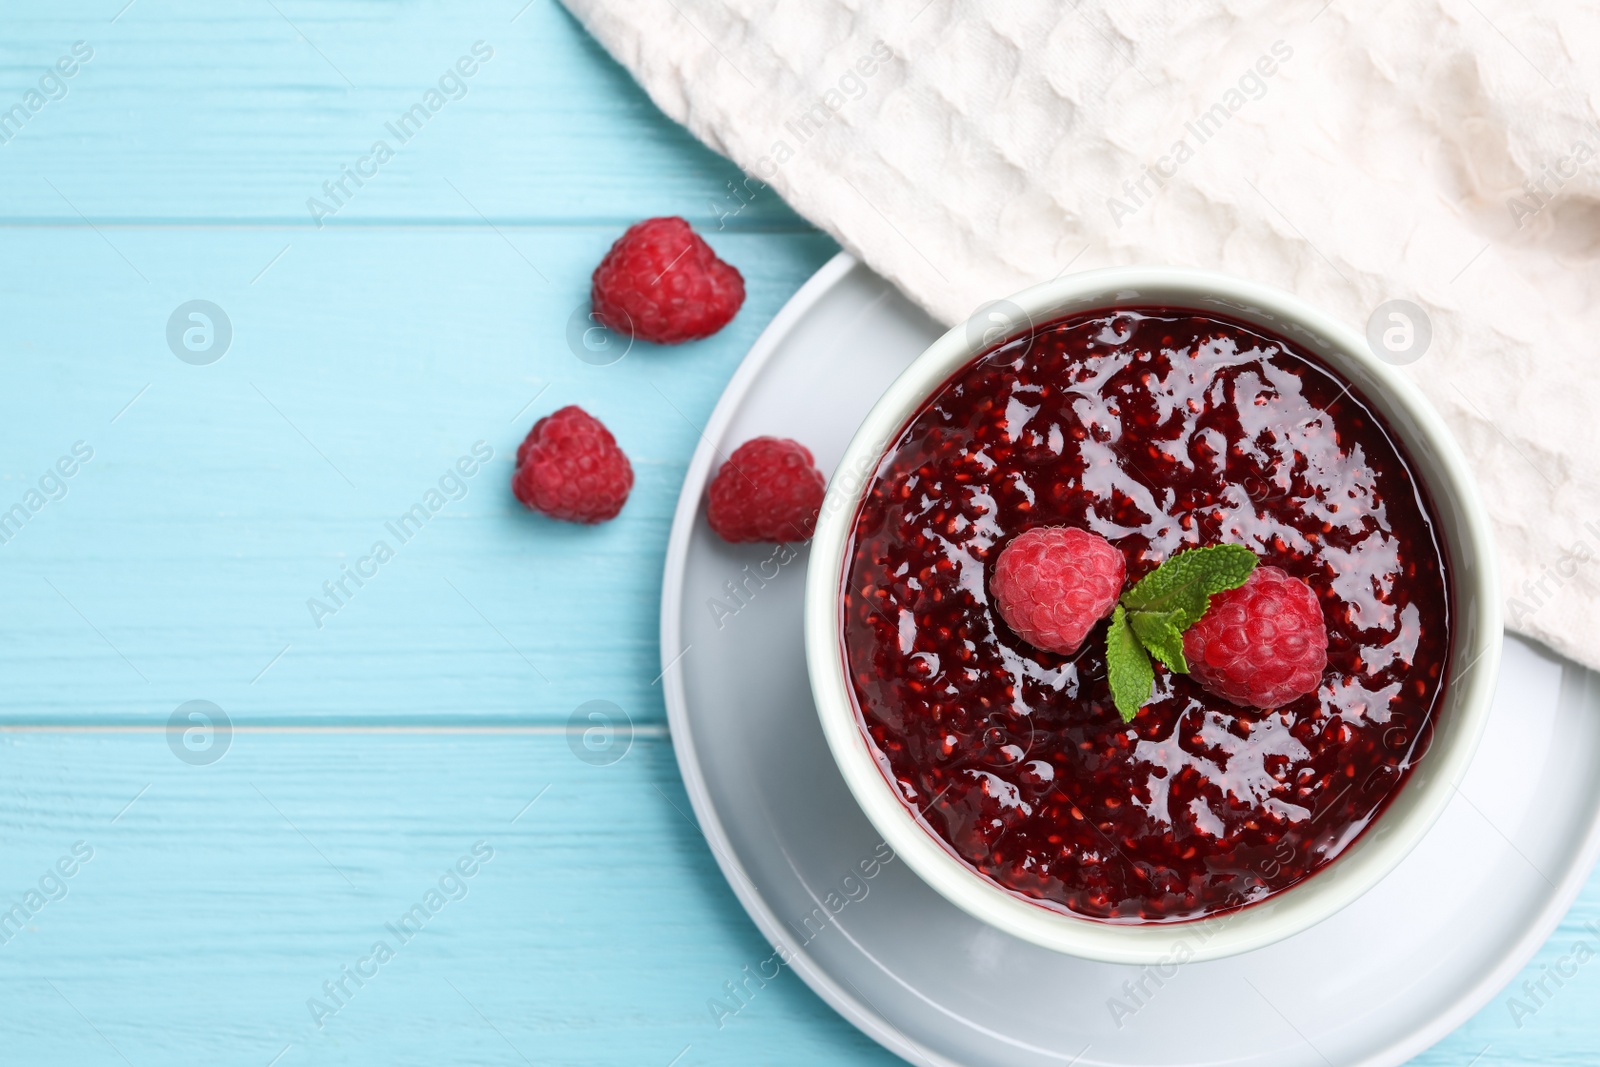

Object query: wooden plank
[0,0,802,230]
[0,225,837,723]
[0,731,897,1064]
[0,731,1589,1066]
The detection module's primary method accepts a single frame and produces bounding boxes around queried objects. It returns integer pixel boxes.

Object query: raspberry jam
[842,309,1450,923]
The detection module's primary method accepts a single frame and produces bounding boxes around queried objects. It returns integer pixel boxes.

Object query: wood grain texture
[0,2,803,229]
[0,732,895,1066]
[0,225,834,725]
[0,1,1593,1064]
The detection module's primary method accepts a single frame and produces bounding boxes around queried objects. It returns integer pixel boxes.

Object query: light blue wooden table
[0,3,1592,1063]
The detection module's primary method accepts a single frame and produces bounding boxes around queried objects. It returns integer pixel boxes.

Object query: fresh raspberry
[1183,566,1329,709]
[989,527,1126,656]
[706,437,825,543]
[512,406,633,524]
[590,217,745,344]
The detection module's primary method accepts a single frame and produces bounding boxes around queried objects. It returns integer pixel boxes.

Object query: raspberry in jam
[842,309,1450,923]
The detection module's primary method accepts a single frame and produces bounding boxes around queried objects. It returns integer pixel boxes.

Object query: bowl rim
[803,266,1503,965]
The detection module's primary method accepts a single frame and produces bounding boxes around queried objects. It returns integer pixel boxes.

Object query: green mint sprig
[1104,544,1257,723]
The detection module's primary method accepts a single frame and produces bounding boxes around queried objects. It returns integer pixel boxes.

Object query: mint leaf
[1106,606,1154,723]
[1128,608,1189,673]
[1121,543,1257,629]
[1106,544,1258,718]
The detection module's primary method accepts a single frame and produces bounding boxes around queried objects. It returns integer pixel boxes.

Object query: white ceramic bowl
[804,267,1502,965]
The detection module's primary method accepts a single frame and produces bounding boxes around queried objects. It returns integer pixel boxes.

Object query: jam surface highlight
[842,309,1450,923]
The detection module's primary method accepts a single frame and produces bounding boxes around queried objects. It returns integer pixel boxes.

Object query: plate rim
[659,251,955,1066]
[657,251,1600,1067]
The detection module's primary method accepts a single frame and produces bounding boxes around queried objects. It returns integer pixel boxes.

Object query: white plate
[659,252,1600,1067]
